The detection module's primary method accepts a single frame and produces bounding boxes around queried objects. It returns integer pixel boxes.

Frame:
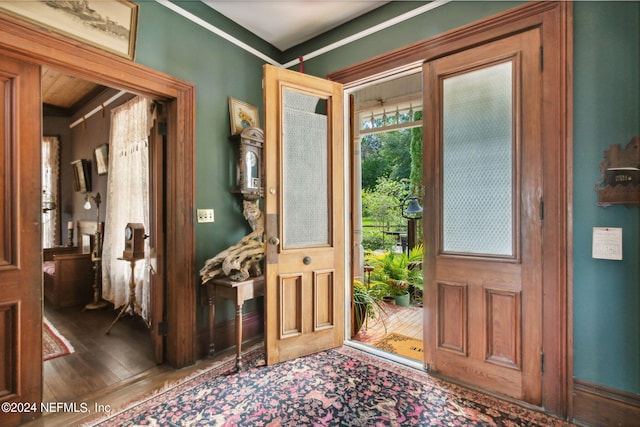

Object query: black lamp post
[402,197,423,252]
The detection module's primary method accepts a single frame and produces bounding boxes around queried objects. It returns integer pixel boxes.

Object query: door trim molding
[328,1,572,418]
[0,11,197,368]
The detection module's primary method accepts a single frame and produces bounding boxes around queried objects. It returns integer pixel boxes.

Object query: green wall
[572,2,640,393]
[131,1,639,393]
[135,1,270,321]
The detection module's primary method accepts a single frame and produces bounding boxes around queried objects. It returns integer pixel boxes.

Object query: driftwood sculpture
[200,199,264,283]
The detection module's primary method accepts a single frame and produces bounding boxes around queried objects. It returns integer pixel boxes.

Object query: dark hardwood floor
[43,301,156,403]
[30,302,259,427]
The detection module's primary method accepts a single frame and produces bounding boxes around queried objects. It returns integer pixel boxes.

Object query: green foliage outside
[360,110,424,251]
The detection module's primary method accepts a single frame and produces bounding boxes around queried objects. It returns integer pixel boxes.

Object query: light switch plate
[197,209,215,223]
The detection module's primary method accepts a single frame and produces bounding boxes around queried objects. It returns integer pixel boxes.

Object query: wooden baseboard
[197,310,264,358]
[572,379,640,426]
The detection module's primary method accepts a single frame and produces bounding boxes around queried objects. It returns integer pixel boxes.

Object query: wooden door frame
[0,12,197,368]
[328,1,572,418]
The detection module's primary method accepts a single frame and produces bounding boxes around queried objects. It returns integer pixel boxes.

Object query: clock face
[125,226,133,240]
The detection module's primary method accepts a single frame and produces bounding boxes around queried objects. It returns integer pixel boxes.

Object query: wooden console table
[204,275,264,371]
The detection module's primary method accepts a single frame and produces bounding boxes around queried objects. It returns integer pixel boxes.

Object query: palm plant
[365,245,424,297]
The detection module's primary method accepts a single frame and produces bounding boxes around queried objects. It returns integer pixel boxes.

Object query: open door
[148,101,167,364]
[0,54,43,426]
[263,64,345,365]
[424,29,543,403]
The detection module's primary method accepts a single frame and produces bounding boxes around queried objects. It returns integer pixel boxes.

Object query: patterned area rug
[374,332,423,361]
[43,317,74,361]
[88,346,573,426]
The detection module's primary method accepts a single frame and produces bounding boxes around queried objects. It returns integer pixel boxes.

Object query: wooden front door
[263,64,345,365]
[423,29,543,404]
[0,54,43,426]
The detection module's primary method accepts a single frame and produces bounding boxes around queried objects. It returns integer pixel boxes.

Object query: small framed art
[71,159,91,193]
[229,97,259,135]
[94,144,109,175]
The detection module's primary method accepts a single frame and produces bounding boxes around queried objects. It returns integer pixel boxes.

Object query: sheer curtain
[102,96,151,322]
[42,136,60,248]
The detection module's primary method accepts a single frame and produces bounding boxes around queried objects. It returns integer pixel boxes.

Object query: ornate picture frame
[229,97,260,135]
[0,0,138,60]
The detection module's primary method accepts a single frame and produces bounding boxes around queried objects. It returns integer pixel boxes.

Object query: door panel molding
[485,288,521,369]
[313,269,335,331]
[437,282,468,355]
[279,274,303,338]
[0,303,18,399]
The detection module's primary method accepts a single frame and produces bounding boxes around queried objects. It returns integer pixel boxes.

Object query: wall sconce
[84,193,92,210]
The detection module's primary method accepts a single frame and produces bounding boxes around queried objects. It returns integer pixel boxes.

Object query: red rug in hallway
[43,317,74,361]
[88,346,574,426]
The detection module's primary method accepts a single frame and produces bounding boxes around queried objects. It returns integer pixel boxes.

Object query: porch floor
[353,301,423,347]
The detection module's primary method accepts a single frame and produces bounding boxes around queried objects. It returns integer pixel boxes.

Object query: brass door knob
[268,236,280,246]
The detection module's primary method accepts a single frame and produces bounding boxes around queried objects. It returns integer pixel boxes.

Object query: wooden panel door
[148,102,166,364]
[0,54,43,426]
[263,64,345,365]
[423,29,543,404]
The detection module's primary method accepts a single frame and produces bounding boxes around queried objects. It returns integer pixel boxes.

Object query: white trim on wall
[155,0,449,68]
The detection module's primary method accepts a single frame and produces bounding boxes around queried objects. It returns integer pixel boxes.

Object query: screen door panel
[442,61,514,257]
[282,89,329,248]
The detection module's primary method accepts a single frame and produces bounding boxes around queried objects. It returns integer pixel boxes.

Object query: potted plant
[365,245,424,307]
[352,279,386,335]
[389,279,411,306]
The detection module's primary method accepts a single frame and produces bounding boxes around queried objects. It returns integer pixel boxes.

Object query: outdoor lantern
[232,126,264,200]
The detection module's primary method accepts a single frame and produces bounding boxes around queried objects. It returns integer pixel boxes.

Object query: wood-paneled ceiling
[42,67,106,115]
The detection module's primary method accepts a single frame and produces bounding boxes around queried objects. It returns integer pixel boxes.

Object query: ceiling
[202,1,390,51]
[41,1,398,112]
[42,67,106,113]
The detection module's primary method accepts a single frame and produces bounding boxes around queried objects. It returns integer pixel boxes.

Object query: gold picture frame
[229,97,260,135]
[0,0,138,60]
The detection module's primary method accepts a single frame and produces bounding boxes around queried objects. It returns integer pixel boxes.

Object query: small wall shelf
[596,136,640,207]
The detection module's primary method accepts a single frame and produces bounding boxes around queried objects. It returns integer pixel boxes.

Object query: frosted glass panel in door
[282,88,329,247]
[442,61,514,256]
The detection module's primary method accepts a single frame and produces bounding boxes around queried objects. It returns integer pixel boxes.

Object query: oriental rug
[88,346,573,426]
[374,332,423,361]
[43,317,74,361]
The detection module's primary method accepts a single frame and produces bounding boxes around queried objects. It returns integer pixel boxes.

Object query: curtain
[42,136,60,248]
[102,96,151,322]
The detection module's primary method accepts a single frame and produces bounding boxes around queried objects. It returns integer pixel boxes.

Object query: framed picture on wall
[229,97,260,135]
[71,159,91,193]
[94,144,109,175]
[0,0,138,60]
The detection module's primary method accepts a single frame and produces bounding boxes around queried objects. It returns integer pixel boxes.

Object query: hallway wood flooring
[28,302,422,426]
[43,302,156,403]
